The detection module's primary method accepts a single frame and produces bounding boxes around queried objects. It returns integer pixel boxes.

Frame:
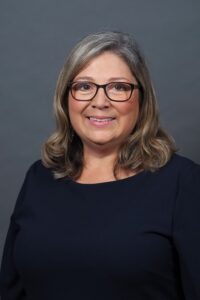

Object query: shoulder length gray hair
[42,31,176,179]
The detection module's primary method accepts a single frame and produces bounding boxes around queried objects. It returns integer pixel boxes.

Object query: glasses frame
[68,81,141,102]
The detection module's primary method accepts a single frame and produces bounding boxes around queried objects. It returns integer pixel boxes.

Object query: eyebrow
[74,76,132,82]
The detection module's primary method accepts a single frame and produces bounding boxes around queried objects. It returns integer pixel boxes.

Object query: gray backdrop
[0,0,200,262]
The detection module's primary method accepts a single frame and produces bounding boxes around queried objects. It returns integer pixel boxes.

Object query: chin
[90,140,112,146]
[87,137,123,152]
[85,133,114,144]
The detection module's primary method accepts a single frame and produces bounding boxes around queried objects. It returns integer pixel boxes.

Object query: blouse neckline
[67,169,147,188]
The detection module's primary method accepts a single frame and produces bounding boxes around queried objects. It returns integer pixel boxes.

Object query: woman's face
[68,51,140,152]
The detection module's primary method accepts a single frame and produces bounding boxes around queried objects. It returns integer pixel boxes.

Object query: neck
[75,144,136,184]
[84,144,118,170]
[75,144,117,183]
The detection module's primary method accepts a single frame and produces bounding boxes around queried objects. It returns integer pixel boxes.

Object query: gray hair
[42,31,176,179]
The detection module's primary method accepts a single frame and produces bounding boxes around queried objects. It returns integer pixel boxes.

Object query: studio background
[0,0,199,263]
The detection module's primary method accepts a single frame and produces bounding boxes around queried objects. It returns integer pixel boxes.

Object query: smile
[87,116,115,126]
[89,117,115,122]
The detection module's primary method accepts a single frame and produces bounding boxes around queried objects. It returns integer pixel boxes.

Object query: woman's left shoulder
[163,154,200,195]
[153,154,200,190]
[164,153,200,177]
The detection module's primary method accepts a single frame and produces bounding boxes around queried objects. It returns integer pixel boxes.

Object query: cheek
[68,97,90,136]
[68,96,78,115]
[68,96,84,122]
[119,98,140,129]
[68,97,79,131]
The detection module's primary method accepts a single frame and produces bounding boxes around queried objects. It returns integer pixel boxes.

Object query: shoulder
[24,159,56,186]
[160,153,200,177]
[145,154,200,193]
[165,154,200,196]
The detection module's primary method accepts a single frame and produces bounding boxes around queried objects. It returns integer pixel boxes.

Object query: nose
[91,86,110,109]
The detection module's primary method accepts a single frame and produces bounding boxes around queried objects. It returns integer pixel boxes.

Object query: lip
[86,115,116,119]
[86,116,116,127]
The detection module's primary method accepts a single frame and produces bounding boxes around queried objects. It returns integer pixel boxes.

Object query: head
[42,31,175,178]
[55,31,157,134]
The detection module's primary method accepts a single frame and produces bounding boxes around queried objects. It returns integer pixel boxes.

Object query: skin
[68,51,140,183]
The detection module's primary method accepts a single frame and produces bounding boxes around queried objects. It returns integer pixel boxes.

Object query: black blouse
[0,154,200,299]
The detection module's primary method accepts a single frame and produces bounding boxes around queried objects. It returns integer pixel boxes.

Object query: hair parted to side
[41,31,176,179]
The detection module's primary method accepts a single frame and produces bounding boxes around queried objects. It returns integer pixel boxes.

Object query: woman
[0,31,200,299]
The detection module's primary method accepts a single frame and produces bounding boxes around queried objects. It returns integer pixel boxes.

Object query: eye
[109,82,131,91]
[72,82,93,91]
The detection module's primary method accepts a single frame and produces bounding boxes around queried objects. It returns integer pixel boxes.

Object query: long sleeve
[0,169,30,300]
[172,161,200,299]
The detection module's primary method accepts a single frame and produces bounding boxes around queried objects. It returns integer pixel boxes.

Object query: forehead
[74,52,135,81]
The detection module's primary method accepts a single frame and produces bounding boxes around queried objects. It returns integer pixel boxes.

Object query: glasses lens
[71,82,96,100]
[106,82,132,101]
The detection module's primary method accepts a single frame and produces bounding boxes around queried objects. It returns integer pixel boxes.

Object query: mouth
[86,116,116,126]
[88,116,115,122]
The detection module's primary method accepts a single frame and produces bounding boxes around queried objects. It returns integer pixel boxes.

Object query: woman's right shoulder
[25,159,55,184]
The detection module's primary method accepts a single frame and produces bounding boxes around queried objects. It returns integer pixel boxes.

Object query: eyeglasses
[68,81,141,102]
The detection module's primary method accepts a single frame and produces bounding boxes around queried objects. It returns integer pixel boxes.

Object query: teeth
[89,117,113,122]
